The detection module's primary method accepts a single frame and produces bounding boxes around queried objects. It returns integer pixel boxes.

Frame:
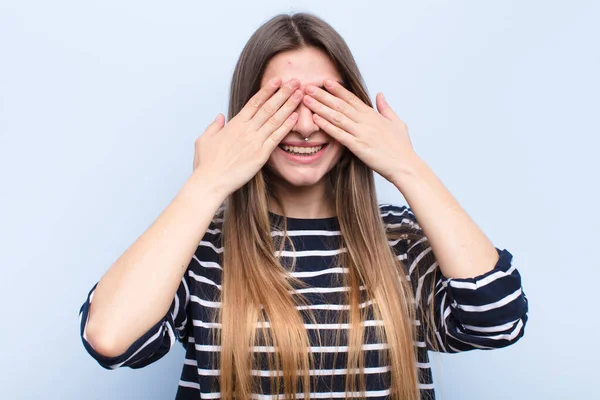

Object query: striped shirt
[79,203,529,399]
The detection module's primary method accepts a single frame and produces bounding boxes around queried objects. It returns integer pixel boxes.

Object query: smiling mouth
[278,144,328,156]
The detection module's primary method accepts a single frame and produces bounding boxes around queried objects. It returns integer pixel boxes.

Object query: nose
[291,101,319,139]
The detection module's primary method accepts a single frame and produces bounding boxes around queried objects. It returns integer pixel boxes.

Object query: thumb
[376,93,399,121]
[206,113,225,134]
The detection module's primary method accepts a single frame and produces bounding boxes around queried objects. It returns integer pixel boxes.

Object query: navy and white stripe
[79,203,528,399]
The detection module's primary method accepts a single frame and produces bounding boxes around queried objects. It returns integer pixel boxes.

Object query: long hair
[211,12,439,400]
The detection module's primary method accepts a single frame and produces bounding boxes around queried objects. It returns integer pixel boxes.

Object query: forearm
[392,154,499,279]
[85,170,227,357]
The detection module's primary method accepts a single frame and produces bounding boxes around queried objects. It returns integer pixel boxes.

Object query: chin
[275,170,327,188]
[263,164,327,188]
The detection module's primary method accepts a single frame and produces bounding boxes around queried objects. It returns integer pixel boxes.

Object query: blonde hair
[208,12,440,400]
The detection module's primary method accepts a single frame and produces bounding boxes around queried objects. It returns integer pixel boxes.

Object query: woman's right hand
[191,77,302,196]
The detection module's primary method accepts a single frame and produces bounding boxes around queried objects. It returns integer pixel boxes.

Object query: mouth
[278,143,328,156]
[276,142,329,164]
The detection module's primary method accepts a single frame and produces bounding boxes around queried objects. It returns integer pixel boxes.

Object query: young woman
[79,12,528,400]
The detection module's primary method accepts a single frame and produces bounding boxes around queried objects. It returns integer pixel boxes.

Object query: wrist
[177,170,229,210]
[389,153,425,188]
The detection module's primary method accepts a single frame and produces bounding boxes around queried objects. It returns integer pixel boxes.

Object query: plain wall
[1,0,598,399]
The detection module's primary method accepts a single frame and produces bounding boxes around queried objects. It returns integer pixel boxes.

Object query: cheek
[266,147,281,166]
[327,143,345,166]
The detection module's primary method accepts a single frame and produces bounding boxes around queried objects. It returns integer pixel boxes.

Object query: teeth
[282,145,323,155]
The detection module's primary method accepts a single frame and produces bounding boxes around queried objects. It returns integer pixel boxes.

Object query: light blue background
[1,1,598,399]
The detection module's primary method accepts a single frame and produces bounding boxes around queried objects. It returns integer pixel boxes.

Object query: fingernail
[289,79,299,88]
[270,77,281,86]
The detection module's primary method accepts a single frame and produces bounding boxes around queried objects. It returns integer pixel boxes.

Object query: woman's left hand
[303,79,419,183]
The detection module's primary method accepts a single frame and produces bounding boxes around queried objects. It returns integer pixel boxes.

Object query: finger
[257,89,303,139]
[312,113,355,147]
[323,79,371,113]
[205,113,225,136]
[303,94,359,135]
[236,77,282,121]
[305,84,360,122]
[251,78,300,129]
[376,92,401,121]
[263,112,299,153]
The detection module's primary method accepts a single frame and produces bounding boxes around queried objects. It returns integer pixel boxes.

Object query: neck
[268,178,335,219]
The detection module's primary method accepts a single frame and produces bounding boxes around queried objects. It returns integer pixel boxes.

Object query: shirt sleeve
[78,272,191,369]
[381,204,529,353]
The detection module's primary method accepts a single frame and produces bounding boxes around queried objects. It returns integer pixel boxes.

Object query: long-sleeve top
[79,203,529,399]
